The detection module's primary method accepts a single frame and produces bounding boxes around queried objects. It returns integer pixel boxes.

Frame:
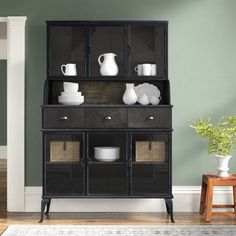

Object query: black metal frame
[41,20,174,223]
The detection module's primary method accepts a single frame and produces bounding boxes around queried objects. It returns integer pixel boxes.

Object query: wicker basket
[135,141,165,162]
[50,141,80,162]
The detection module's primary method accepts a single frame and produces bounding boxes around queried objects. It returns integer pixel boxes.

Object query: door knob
[104,115,112,120]
[147,116,154,120]
[60,116,68,120]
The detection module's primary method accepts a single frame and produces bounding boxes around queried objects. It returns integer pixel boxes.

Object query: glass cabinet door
[87,133,127,195]
[48,25,85,77]
[44,133,85,196]
[128,24,166,77]
[131,132,170,195]
[89,25,125,77]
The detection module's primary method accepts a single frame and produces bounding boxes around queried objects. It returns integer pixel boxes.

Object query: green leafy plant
[190,116,236,157]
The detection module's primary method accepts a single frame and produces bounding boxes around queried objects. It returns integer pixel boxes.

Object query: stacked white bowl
[58,82,84,105]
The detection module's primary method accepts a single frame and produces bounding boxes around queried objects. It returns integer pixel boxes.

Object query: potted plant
[190,116,236,177]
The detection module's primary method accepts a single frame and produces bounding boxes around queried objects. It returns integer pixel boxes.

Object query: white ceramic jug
[98,53,119,76]
[61,63,77,76]
[123,83,138,105]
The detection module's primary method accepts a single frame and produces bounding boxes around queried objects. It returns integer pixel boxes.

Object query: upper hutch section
[47,21,168,80]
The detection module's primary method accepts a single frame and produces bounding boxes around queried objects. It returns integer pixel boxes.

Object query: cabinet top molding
[46,20,168,25]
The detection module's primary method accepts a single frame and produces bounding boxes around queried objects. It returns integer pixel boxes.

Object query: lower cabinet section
[46,164,84,195]
[43,131,171,197]
[88,164,127,195]
[132,165,169,195]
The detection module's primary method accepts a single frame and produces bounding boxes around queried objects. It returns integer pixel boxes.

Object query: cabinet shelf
[132,162,168,165]
[90,161,125,165]
[47,76,168,81]
[46,161,81,165]
[42,104,173,108]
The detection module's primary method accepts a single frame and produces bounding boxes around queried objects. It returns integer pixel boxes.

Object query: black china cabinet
[41,21,174,222]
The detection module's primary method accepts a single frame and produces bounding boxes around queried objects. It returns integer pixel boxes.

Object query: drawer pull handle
[147,116,154,120]
[60,116,68,120]
[104,115,112,120]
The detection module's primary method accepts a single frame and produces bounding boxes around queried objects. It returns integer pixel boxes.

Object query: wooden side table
[200,174,236,222]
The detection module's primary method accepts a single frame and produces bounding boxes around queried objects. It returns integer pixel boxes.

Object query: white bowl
[63,82,79,92]
[94,147,120,162]
[61,91,82,97]
[58,95,84,105]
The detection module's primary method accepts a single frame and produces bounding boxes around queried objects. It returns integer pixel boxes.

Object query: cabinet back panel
[89,26,125,77]
[48,26,85,77]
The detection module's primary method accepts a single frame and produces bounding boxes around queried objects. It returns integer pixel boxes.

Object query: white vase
[215,155,232,177]
[122,83,137,105]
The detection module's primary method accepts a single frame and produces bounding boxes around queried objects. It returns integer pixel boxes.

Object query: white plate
[61,92,82,97]
[94,156,119,162]
[59,94,83,101]
[134,83,161,101]
[58,101,84,105]
[58,96,84,105]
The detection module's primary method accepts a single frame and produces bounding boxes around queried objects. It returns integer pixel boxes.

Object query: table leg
[200,178,207,214]
[205,183,213,222]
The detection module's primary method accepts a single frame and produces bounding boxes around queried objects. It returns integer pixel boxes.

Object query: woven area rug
[2,225,236,236]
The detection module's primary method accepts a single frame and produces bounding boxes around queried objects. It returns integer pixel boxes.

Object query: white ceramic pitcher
[98,53,119,76]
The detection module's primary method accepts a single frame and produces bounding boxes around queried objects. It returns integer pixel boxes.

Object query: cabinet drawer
[128,108,171,128]
[86,108,127,128]
[43,108,85,128]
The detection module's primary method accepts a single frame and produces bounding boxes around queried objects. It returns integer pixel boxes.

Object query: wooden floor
[0,160,236,234]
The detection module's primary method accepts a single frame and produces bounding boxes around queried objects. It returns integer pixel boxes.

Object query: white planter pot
[215,155,232,177]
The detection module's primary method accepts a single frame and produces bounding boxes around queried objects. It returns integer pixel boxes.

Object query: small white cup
[61,63,77,76]
[63,82,79,92]
[151,64,157,76]
[134,64,143,76]
[142,64,152,76]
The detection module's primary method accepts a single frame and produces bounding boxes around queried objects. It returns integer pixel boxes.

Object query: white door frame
[0,16,27,211]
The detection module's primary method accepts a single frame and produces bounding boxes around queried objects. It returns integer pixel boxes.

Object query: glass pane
[89,26,125,76]
[87,133,127,194]
[129,25,166,77]
[131,133,169,195]
[132,165,169,194]
[88,164,126,194]
[48,26,85,77]
[45,134,84,195]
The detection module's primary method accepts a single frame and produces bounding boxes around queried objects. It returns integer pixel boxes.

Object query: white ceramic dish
[63,82,79,92]
[94,147,120,162]
[61,91,82,97]
[58,95,84,105]
[58,101,84,105]
[59,95,83,101]
[134,83,161,103]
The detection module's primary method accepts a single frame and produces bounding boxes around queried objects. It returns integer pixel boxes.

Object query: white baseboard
[0,146,7,159]
[24,186,234,213]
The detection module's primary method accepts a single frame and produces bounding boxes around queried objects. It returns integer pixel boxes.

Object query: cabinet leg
[165,199,170,214]
[45,198,51,215]
[164,199,175,223]
[39,198,50,223]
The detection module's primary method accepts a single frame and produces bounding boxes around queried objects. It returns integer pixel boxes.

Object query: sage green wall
[0,0,235,186]
[0,60,7,145]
